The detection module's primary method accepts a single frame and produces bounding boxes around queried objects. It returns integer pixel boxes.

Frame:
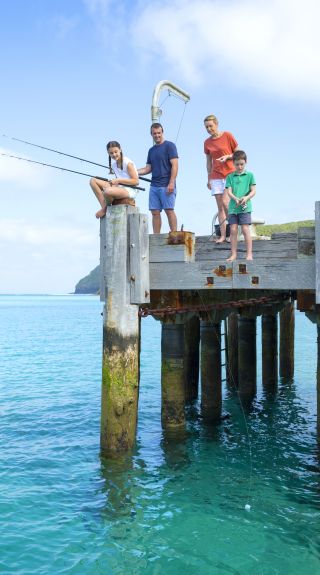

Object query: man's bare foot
[226,255,237,262]
[95,207,106,219]
[226,237,231,243]
[215,237,226,244]
[246,255,253,261]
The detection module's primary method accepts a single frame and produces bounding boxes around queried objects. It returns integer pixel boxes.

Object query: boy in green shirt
[225,150,256,261]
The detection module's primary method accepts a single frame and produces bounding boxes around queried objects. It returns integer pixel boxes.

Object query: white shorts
[210,178,226,196]
[127,188,137,199]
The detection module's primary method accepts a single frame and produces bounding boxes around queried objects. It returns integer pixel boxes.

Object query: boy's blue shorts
[228,212,252,225]
[149,185,177,211]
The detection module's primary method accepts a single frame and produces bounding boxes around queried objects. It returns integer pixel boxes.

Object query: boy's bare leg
[226,224,238,262]
[242,224,253,260]
[165,209,177,232]
[151,210,162,233]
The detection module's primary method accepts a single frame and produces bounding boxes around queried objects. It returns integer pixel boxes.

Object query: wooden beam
[129,213,150,304]
[315,202,320,303]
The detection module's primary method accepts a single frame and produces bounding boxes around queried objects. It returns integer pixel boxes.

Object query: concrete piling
[262,313,278,389]
[280,302,295,380]
[161,321,186,428]
[238,315,257,399]
[200,320,222,420]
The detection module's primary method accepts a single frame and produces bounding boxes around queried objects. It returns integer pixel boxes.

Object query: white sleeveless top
[112,156,137,180]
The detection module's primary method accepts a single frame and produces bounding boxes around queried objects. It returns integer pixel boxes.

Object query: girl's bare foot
[95,207,107,219]
[226,254,237,262]
[246,255,253,261]
[215,237,226,244]
[226,237,231,243]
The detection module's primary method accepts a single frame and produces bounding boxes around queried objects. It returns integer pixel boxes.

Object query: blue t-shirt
[147,140,178,187]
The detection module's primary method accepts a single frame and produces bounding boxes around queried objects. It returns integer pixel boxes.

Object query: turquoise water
[0,295,319,575]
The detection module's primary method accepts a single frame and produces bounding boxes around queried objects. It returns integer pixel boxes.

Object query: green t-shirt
[225,171,256,214]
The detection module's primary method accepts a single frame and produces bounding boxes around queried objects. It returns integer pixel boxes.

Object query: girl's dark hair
[233,150,247,162]
[106,141,123,173]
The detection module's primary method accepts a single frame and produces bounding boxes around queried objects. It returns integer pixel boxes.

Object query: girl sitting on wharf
[90,141,139,219]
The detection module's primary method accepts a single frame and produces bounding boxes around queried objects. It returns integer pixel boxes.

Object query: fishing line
[0,152,145,190]
[195,287,254,511]
[1,134,152,183]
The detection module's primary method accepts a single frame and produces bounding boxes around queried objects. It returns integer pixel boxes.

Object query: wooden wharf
[99,202,320,455]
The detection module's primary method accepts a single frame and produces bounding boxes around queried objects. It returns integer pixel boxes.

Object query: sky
[1,0,320,293]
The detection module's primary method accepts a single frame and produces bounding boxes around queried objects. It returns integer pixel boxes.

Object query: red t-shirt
[204,131,238,179]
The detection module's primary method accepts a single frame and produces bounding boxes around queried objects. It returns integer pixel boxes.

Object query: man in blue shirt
[138,123,178,233]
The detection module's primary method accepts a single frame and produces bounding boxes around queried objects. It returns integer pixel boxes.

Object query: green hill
[256,220,314,236]
[74,265,100,294]
[75,220,315,293]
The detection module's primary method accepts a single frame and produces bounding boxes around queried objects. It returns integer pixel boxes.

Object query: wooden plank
[150,258,315,290]
[149,232,195,262]
[232,259,315,290]
[298,226,315,257]
[195,237,297,261]
[129,213,150,304]
[150,261,233,289]
[316,202,320,303]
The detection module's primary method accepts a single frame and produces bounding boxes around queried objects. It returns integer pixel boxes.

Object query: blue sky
[1,0,320,293]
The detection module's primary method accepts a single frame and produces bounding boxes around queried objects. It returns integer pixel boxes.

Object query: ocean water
[0,294,319,575]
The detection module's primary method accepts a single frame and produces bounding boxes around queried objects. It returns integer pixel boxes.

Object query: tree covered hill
[74,220,315,294]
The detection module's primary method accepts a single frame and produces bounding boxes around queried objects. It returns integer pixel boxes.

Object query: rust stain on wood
[167,231,195,257]
[213,265,233,278]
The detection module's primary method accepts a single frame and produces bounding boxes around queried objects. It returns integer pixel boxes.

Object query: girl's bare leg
[226,224,238,262]
[103,186,130,202]
[242,224,253,260]
[214,191,229,243]
[90,177,110,218]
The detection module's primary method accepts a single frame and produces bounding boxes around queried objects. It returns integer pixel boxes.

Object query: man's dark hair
[233,150,247,162]
[150,122,163,133]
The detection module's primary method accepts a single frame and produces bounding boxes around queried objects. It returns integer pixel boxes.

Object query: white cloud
[0,219,95,247]
[0,219,99,293]
[0,148,47,189]
[131,0,320,101]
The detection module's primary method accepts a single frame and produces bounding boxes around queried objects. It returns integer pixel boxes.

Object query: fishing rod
[2,134,152,183]
[0,152,145,190]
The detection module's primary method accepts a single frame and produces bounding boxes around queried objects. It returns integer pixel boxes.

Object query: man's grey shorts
[228,212,252,225]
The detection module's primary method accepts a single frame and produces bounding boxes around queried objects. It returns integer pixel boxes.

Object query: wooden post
[227,312,239,389]
[279,302,295,380]
[262,313,278,389]
[184,315,200,402]
[100,206,144,455]
[200,320,222,420]
[317,324,320,438]
[238,315,257,399]
[161,320,186,428]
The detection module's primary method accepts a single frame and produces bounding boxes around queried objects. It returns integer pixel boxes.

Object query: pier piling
[280,302,295,380]
[238,315,257,400]
[262,313,278,389]
[227,312,239,389]
[100,206,141,455]
[200,320,222,420]
[161,320,186,428]
[184,315,200,402]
